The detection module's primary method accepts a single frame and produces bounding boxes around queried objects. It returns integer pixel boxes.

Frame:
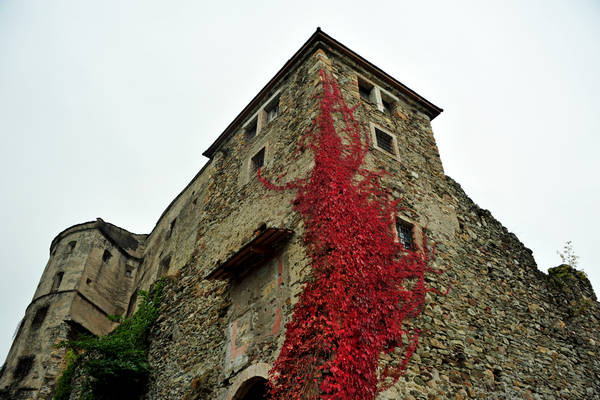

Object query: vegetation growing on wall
[259,71,444,399]
[54,280,165,400]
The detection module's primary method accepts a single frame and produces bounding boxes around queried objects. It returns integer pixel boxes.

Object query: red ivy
[260,70,439,400]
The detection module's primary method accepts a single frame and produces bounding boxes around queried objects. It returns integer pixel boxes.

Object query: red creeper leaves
[261,70,439,400]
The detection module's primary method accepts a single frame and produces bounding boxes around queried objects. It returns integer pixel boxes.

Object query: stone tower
[1,29,599,399]
[0,220,145,399]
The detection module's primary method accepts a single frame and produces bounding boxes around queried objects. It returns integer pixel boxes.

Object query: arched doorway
[226,363,271,400]
[232,376,269,400]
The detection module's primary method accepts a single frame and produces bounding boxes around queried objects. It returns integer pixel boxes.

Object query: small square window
[266,101,279,123]
[251,148,265,173]
[125,268,132,278]
[396,219,415,250]
[375,128,394,154]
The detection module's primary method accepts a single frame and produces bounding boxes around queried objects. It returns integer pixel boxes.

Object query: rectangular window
[246,119,258,140]
[358,79,373,102]
[251,147,265,173]
[375,128,394,154]
[382,98,393,114]
[31,306,49,330]
[396,219,415,250]
[13,356,34,381]
[266,102,279,123]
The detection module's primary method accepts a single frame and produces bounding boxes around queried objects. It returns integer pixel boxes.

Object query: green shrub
[54,280,165,400]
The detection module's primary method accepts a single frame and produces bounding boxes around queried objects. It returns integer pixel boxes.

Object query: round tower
[0,219,146,400]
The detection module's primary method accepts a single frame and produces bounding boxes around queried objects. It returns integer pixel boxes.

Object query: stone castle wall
[142,45,599,399]
[1,31,598,400]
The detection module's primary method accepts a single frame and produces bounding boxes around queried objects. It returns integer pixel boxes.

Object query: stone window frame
[356,74,399,114]
[242,89,282,142]
[245,143,269,184]
[393,214,423,252]
[369,122,400,160]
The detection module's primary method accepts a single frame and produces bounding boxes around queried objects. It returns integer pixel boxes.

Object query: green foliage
[53,280,165,400]
[53,350,80,400]
[106,314,122,323]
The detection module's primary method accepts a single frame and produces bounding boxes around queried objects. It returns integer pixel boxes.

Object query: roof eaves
[204,28,442,158]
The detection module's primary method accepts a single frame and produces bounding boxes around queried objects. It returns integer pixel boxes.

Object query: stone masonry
[1,29,598,400]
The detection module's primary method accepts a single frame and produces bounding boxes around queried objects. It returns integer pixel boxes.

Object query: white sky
[1,1,598,365]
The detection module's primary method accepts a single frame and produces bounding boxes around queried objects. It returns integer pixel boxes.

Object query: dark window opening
[233,377,269,400]
[51,272,64,293]
[358,79,373,102]
[127,289,139,316]
[13,356,34,381]
[375,128,394,154]
[86,278,92,285]
[102,250,112,263]
[68,241,76,252]
[31,306,49,330]
[251,148,265,173]
[382,98,393,114]
[266,100,279,123]
[159,255,171,277]
[125,268,133,278]
[167,218,176,239]
[396,219,415,250]
[246,120,258,140]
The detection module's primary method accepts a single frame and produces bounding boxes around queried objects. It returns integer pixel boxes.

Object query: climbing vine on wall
[53,280,164,400]
[259,70,442,399]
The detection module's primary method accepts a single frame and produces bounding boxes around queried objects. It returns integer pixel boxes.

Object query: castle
[1,29,599,399]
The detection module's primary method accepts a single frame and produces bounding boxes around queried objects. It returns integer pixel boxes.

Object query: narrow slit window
[68,241,76,253]
[159,255,171,276]
[125,268,133,278]
[251,148,265,173]
[127,290,139,316]
[51,272,64,293]
[375,129,394,154]
[167,218,176,238]
[396,219,415,250]
[102,250,112,263]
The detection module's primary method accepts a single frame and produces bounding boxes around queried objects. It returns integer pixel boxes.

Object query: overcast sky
[1,1,598,365]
